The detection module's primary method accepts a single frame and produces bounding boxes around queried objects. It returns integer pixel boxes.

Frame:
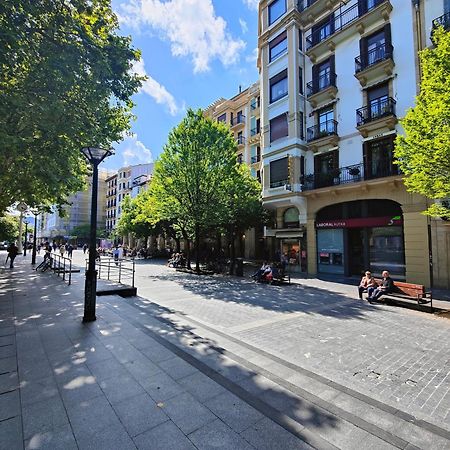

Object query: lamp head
[81,147,114,165]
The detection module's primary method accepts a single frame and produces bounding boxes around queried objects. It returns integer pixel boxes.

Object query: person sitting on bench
[367,270,394,303]
[358,271,377,299]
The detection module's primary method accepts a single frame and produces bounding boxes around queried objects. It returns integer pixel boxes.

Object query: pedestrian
[367,270,395,303]
[83,243,88,254]
[60,244,66,257]
[6,242,19,269]
[52,242,57,252]
[67,244,73,258]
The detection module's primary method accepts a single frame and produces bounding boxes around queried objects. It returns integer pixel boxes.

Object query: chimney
[239,85,242,94]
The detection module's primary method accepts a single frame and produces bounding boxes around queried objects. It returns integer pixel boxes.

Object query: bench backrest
[373,278,425,298]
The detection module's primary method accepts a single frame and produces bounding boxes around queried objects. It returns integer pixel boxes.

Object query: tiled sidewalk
[0,256,313,450]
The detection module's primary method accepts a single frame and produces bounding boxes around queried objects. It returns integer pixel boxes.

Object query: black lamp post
[80,147,114,322]
[31,207,42,265]
[23,219,30,256]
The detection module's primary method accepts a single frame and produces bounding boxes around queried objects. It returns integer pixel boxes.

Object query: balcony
[306,119,338,150]
[251,155,261,164]
[231,115,245,128]
[305,0,392,63]
[236,135,246,146]
[356,97,397,137]
[432,12,450,34]
[355,43,394,86]
[306,72,337,108]
[297,0,342,27]
[270,179,289,189]
[301,161,399,191]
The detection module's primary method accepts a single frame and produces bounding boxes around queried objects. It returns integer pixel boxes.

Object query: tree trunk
[181,229,191,269]
[175,237,180,253]
[228,231,236,275]
[195,223,200,274]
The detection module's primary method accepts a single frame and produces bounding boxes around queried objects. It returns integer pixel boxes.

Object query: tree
[70,223,106,239]
[395,27,450,219]
[0,214,19,242]
[151,109,238,273]
[0,0,143,212]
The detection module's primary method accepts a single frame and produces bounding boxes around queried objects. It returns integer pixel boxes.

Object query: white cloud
[245,47,258,64]
[120,133,154,166]
[239,18,248,34]
[132,59,180,115]
[243,0,259,10]
[118,0,246,73]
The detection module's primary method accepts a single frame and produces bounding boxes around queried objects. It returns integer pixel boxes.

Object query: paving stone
[204,391,264,433]
[178,371,227,403]
[158,357,199,380]
[240,417,313,450]
[60,376,104,408]
[140,371,186,402]
[0,389,20,421]
[86,356,129,382]
[189,418,255,450]
[20,376,60,407]
[0,416,23,450]
[133,419,197,450]
[24,423,78,450]
[0,370,18,393]
[140,342,178,364]
[124,358,162,382]
[0,356,16,374]
[22,395,69,439]
[162,392,217,434]
[112,393,169,437]
[99,374,146,405]
[76,423,137,450]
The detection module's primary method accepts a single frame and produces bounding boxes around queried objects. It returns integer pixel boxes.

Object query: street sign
[17,202,28,212]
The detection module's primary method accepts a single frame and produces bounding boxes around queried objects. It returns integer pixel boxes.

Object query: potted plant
[349,167,361,177]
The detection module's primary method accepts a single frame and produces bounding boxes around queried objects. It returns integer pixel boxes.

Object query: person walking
[67,244,73,258]
[6,243,19,269]
[83,243,88,254]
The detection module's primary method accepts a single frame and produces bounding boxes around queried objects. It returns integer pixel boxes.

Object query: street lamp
[23,218,30,256]
[80,147,114,322]
[31,207,43,265]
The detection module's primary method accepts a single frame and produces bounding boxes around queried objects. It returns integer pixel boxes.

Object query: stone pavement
[1,252,450,449]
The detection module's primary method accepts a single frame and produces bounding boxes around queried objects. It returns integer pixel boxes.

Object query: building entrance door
[348,228,365,276]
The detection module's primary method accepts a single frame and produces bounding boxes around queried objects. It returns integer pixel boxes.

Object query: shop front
[315,200,405,278]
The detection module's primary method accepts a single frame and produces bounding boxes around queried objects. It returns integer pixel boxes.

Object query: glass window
[317,60,331,90]
[270,69,288,103]
[270,113,288,142]
[269,31,287,62]
[318,108,334,132]
[268,0,286,25]
[270,157,289,187]
[217,113,226,123]
[299,67,303,94]
[284,207,299,227]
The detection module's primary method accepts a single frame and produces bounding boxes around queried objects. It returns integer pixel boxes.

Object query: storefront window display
[317,228,344,274]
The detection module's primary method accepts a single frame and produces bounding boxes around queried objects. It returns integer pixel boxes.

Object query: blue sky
[103,0,259,170]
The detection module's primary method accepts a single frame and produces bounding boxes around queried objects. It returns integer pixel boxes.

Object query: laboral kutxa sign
[315,216,402,229]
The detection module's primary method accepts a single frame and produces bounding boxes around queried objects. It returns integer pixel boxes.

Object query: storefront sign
[316,216,402,229]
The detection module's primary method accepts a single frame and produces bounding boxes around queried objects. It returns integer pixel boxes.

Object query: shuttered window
[270,113,288,142]
[270,69,288,103]
[270,157,289,187]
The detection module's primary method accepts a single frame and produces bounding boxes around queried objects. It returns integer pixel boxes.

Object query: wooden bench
[370,278,433,312]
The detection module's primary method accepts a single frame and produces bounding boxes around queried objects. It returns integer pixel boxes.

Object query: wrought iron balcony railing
[432,12,450,32]
[355,43,393,73]
[356,97,396,126]
[251,155,261,164]
[270,179,289,188]
[301,161,399,190]
[236,135,246,145]
[306,0,387,50]
[297,0,317,13]
[250,127,260,136]
[306,119,338,142]
[231,115,246,126]
[306,72,337,97]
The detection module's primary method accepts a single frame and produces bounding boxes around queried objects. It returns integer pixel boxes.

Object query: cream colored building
[256,0,450,287]
[204,83,264,259]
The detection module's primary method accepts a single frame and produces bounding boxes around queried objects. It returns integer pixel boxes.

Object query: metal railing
[301,161,399,190]
[297,0,317,12]
[270,179,289,188]
[231,115,246,126]
[306,72,337,97]
[250,127,260,136]
[50,253,73,285]
[87,257,136,287]
[356,97,396,126]
[306,0,387,50]
[307,119,338,142]
[251,155,261,164]
[355,43,393,73]
[236,135,246,145]
[250,99,260,110]
[432,12,450,31]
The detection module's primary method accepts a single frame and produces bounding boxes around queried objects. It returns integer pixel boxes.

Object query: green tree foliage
[70,223,106,239]
[116,194,156,240]
[395,27,450,219]
[0,0,143,212]
[0,214,19,242]
[151,108,265,272]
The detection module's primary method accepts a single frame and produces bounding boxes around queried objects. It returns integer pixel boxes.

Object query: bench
[368,278,433,312]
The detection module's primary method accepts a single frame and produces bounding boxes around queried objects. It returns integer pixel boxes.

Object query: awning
[276,231,303,238]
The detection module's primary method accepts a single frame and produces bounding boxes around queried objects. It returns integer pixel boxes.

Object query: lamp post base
[83,269,98,323]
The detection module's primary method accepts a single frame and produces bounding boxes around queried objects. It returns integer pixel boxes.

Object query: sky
[103,0,260,171]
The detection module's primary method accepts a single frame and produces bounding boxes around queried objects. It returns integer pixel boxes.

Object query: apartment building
[204,83,264,258]
[257,0,450,287]
[105,173,118,234]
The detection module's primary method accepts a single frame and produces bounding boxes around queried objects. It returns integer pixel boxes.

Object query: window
[299,111,304,140]
[299,67,303,95]
[270,69,288,103]
[270,157,289,187]
[317,60,331,90]
[318,108,334,132]
[284,207,299,228]
[268,0,286,25]
[367,83,389,120]
[311,15,333,46]
[299,29,303,51]
[217,113,226,123]
[269,31,287,62]
[270,113,288,142]
[363,136,398,179]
